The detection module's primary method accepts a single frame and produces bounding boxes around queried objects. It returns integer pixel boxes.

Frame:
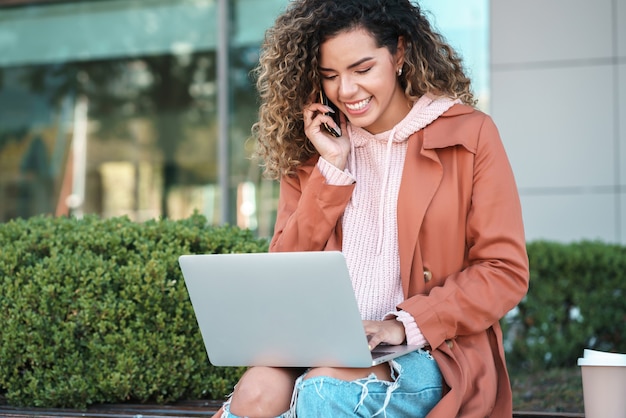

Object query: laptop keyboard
[371,350,395,360]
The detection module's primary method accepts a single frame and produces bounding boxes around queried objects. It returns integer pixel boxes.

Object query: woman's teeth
[345,97,371,111]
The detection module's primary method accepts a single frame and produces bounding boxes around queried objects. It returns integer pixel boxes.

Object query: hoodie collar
[346,94,460,254]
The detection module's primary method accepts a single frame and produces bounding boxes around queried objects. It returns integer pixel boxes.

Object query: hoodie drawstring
[349,129,357,178]
[376,127,397,255]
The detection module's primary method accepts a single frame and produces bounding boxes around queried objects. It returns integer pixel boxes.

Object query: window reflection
[0,0,272,231]
[418,0,489,110]
[0,51,223,223]
[0,0,487,239]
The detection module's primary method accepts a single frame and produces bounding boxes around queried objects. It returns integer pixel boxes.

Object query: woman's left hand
[363,319,406,350]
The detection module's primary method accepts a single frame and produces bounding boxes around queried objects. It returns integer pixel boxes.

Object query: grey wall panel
[491,0,614,65]
[491,65,615,189]
[521,194,618,243]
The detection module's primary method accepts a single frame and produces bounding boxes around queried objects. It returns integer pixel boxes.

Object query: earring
[397,67,403,76]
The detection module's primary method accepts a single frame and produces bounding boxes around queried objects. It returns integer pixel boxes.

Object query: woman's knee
[229,367,300,416]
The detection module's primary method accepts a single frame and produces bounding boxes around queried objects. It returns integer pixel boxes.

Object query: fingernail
[334,127,342,136]
[325,106,335,113]
[368,345,372,351]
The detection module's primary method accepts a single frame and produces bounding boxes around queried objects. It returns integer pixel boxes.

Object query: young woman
[216,0,529,416]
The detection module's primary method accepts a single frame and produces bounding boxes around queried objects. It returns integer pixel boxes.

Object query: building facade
[1,0,624,244]
[491,0,626,244]
[0,0,287,236]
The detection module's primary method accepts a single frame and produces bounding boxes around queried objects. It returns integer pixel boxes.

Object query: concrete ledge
[0,401,221,417]
[513,413,584,418]
[0,402,584,418]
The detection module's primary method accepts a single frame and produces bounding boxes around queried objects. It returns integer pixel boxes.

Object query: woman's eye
[356,67,372,74]
[321,74,337,80]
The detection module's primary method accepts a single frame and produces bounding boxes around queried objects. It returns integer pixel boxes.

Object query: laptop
[178,251,420,368]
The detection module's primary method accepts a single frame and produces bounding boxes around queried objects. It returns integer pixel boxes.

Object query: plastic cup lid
[577,349,626,366]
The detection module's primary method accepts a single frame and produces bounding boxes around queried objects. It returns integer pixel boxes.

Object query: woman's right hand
[303,102,350,170]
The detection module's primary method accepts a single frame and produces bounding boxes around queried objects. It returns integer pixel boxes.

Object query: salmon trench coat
[269,104,530,417]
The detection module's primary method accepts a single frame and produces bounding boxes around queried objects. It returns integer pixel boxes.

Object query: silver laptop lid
[179,251,377,367]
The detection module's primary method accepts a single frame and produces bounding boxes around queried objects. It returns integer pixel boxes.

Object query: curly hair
[251,0,476,179]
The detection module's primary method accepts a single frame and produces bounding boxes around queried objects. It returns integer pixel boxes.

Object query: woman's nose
[338,76,358,98]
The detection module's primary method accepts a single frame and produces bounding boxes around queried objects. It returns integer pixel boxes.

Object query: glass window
[0,0,285,235]
[0,0,488,239]
[418,0,490,110]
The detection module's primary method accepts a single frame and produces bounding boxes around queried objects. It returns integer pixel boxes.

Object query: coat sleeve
[398,115,530,350]
[269,161,355,252]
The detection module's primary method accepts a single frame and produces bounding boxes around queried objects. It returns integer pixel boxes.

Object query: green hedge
[1,215,625,408]
[503,240,626,371]
[0,214,267,408]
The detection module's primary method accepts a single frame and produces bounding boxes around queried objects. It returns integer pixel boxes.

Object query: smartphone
[319,90,342,137]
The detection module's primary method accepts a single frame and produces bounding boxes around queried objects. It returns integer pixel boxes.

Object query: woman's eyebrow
[319,57,375,72]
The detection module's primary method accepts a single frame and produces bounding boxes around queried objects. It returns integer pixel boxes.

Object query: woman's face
[319,28,409,134]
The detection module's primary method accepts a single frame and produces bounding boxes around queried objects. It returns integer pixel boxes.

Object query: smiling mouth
[344,97,372,111]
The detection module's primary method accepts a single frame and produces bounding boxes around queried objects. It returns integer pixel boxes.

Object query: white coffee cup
[577,349,626,418]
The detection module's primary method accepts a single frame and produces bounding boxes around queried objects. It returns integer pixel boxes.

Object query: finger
[368,335,382,351]
[305,113,341,139]
[304,102,335,118]
[302,105,316,124]
[363,321,382,350]
[303,104,329,128]
[321,115,342,136]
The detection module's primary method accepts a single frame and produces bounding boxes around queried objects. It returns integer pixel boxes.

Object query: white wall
[490,0,626,244]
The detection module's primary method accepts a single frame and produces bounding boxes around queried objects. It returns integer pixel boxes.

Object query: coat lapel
[397,130,443,296]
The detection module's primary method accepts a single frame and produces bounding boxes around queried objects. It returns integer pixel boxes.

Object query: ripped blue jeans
[222,349,442,418]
